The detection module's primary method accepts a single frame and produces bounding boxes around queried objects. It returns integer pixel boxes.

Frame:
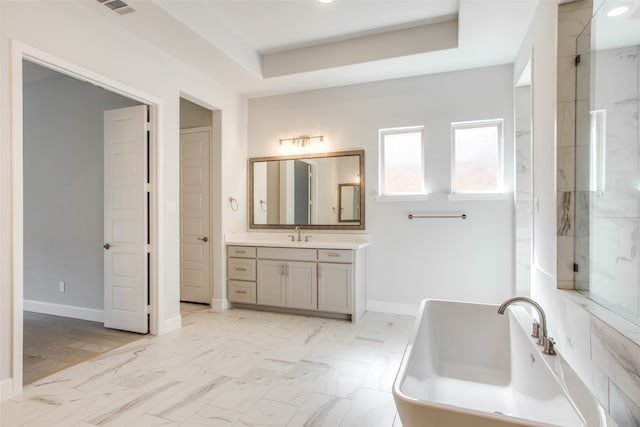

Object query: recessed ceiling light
[318,0,334,3]
[607,5,630,17]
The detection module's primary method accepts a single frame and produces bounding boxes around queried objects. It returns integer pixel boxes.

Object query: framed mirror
[249,150,365,230]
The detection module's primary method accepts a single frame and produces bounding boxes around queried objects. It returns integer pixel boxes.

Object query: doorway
[21,60,152,384]
[180,98,215,304]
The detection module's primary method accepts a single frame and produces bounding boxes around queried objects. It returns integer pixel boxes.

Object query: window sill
[447,192,511,201]
[374,194,431,203]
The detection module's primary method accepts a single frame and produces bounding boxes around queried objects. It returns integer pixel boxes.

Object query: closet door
[103,105,148,334]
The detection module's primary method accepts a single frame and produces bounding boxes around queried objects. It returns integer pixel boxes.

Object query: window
[451,119,503,193]
[378,126,425,196]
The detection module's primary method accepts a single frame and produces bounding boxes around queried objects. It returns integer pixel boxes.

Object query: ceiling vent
[97,0,135,15]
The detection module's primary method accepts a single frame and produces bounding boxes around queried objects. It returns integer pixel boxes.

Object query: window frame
[378,126,426,199]
[450,119,504,195]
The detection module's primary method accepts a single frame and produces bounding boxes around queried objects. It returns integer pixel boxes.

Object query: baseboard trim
[163,315,182,334]
[23,300,104,322]
[0,378,14,402]
[367,300,419,316]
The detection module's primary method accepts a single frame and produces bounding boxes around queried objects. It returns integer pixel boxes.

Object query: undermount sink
[393,299,617,427]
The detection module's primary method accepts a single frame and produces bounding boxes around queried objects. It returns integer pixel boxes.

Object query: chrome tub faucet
[498,296,556,355]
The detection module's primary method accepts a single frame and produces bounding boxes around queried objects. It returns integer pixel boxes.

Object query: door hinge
[575,54,581,66]
[144,183,151,192]
[145,244,152,253]
[573,263,579,273]
[145,304,151,315]
[145,121,151,132]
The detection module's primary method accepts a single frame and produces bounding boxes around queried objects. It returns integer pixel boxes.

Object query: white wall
[514,1,558,287]
[248,65,515,313]
[23,62,140,312]
[0,1,247,389]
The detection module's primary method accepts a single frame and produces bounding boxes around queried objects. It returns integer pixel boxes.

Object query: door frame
[10,40,161,396]
[180,126,213,304]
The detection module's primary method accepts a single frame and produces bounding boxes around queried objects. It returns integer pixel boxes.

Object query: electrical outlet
[59,281,65,292]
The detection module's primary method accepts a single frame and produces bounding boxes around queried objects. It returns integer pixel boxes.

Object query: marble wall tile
[590,217,639,315]
[558,148,577,192]
[559,6,592,50]
[574,191,590,237]
[558,235,575,281]
[591,317,640,404]
[558,55,578,103]
[558,101,577,148]
[610,380,640,427]
[557,191,574,236]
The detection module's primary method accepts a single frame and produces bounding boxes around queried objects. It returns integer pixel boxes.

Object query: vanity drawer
[228,246,256,258]
[257,247,317,262]
[228,280,256,304]
[318,249,353,263]
[228,258,256,281]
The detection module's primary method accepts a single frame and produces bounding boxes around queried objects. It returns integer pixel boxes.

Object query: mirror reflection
[339,184,360,222]
[250,150,364,229]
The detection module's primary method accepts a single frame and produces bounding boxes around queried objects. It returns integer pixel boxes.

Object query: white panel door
[104,105,148,333]
[180,128,211,303]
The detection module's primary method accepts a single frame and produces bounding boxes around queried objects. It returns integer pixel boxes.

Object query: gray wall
[23,61,140,310]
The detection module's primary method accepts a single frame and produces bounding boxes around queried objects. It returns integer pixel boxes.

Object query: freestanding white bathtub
[393,299,617,427]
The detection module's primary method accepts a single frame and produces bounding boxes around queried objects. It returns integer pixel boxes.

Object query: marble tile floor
[23,311,145,386]
[2,303,414,426]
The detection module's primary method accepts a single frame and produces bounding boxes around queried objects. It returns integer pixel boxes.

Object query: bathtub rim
[391,298,615,427]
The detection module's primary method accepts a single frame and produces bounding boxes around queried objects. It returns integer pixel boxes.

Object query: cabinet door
[318,263,352,314]
[257,260,286,307]
[286,261,317,310]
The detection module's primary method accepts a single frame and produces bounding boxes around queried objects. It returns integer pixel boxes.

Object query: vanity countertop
[225,232,370,250]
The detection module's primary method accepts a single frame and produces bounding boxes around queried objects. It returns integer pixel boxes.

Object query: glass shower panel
[575,2,640,325]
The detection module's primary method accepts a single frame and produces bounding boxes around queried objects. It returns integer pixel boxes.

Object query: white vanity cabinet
[318,249,353,313]
[227,246,257,304]
[226,241,367,322]
[257,247,317,310]
[257,259,317,310]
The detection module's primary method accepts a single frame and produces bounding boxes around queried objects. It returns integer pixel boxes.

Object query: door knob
[103,243,111,250]
[198,236,208,242]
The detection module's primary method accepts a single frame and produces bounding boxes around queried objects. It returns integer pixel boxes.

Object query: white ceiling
[103,0,547,97]
[200,0,460,53]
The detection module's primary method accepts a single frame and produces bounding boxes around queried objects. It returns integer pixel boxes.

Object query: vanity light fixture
[278,135,326,153]
[607,5,630,16]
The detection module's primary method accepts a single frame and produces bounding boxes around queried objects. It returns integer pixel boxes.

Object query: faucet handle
[304,235,312,242]
[288,235,295,242]
[531,320,540,338]
[543,337,557,355]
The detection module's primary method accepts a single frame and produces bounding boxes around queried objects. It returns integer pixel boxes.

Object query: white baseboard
[23,300,104,322]
[367,300,419,316]
[211,298,230,312]
[0,378,14,402]
[162,315,182,334]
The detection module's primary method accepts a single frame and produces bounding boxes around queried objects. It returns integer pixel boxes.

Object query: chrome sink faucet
[294,226,301,242]
[498,296,556,355]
